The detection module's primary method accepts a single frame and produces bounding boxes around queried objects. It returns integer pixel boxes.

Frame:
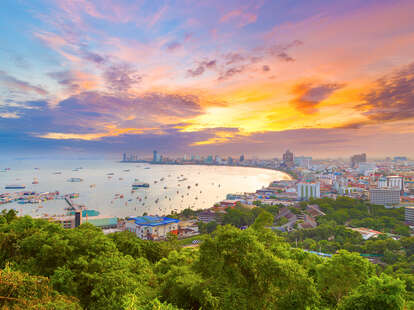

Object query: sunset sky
[1,0,414,158]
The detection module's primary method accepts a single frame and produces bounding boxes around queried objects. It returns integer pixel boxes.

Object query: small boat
[5,184,26,189]
[54,171,62,175]
[67,178,83,182]
[123,169,130,172]
[132,183,150,188]
[107,173,115,175]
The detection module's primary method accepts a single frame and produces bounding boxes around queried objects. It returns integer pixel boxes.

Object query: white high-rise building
[297,182,320,200]
[387,176,404,190]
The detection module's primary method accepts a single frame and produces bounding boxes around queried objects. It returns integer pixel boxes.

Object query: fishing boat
[5,184,26,189]
[132,182,150,188]
[123,169,130,172]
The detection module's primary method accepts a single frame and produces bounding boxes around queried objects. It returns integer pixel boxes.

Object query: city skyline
[1,0,414,157]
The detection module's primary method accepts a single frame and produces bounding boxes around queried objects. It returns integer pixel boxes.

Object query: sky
[1,0,414,159]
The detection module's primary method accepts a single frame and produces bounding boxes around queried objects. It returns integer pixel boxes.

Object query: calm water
[0,160,289,218]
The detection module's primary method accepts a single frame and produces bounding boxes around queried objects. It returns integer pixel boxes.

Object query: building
[369,188,400,206]
[350,153,366,168]
[83,216,118,229]
[283,150,294,167]
[405,206,414,225]
[152,150,161,163]
[297,182,321,200]
[295,156,312,169]
[386,176,404,191]
[240,154,245,162]
[125,216,179,240]
[350,227,383,240]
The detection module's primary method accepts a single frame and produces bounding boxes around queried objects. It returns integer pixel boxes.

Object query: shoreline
[120,161,295,181]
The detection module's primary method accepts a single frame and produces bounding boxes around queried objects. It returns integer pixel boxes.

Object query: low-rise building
[125,216,179,240]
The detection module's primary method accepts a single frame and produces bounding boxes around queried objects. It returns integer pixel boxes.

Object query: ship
[5,184,26,189]
[67,178,83,182]
[132,182,150,188]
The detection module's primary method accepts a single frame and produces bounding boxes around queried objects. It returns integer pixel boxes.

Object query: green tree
[338,274,406,310]
[316,250,375,306]
[0,265,81,309]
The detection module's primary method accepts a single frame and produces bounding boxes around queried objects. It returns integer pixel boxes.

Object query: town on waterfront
[3,0,414,308]
[2,150,414,243]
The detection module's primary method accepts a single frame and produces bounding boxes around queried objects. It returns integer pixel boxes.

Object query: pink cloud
[220,9,257,27]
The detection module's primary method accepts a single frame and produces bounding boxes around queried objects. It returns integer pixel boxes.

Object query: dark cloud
[269,40,303,62]
[290,82,344,114]
[104,64,142,92]
[276,52,294,62]
[48,71,80,92]
[187,59,216,77]
[224,53,245,65]
[0,91,204,138]
[218,66,245,80]
[0,70,48,95]
[262,65,270,72]
[356,62,414,121]
[81,50,106,64]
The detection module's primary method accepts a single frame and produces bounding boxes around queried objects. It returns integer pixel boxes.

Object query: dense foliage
[0,206,413,309]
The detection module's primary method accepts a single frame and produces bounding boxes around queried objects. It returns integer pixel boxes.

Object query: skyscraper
[350,153,366,168]
[240,154,245,162]
[283,150,294,167]
[153,150,158,163]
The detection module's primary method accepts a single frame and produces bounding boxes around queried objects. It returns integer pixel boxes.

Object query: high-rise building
[295,156,312,169]
[122,153,126,162]
[369,188,400,206]
[386,176,404,191]
[240,154,245,162]
[283,150,294,167]
[405,206,414,225]
[297,182,320,200]
[350,153,366,168]
[153,150,160,163]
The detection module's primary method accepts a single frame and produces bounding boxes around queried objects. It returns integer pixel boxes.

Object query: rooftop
[128,216,180,226]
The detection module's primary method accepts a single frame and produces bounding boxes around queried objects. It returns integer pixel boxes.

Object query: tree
[0,265,81,309]
[338,274,406,310]
[251,210,274,230]
[316,250,375,306]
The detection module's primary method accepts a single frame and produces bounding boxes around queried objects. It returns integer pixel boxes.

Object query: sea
[0,159,290,218]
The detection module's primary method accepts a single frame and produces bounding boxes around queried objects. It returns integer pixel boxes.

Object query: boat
[32,178,39,184]
[67,178,83,182]
[5,184,26,189]
[123,169,130,172]
[107,173,114,175]
[53,171,62,175]
[144,167,150,169]
[132,182,150,188]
